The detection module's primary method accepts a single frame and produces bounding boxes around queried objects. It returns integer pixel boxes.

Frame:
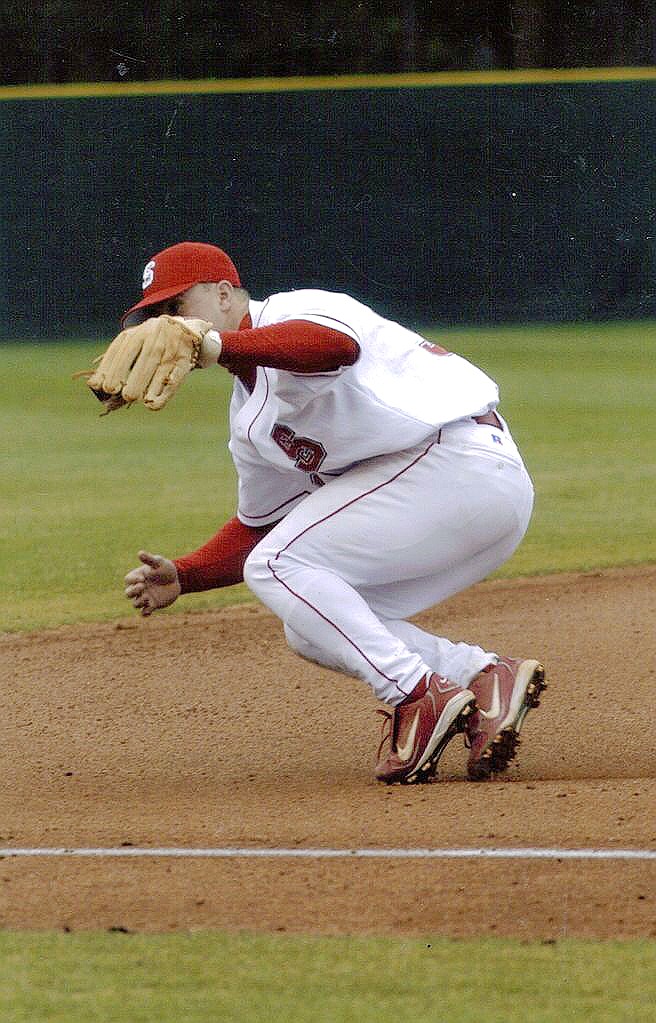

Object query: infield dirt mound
[1,564,655,938]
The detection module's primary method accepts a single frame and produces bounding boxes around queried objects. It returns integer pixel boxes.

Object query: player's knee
[242,547,269,595]
[244,540,312,603]
[283,624,313,658]
[283,624,329,665]
[284,623,349,673]
[244,534,301,589]
[243,540,289,596]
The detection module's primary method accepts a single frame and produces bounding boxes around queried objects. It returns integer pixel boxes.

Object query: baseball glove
[75,315,213,414]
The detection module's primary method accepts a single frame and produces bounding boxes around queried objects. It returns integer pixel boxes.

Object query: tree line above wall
[3,1,656,86]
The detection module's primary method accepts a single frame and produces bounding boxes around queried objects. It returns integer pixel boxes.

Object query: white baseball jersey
[228,290,499,527]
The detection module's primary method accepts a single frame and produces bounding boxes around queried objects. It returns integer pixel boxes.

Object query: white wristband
[199,329,223,368]
[205,329,222,355]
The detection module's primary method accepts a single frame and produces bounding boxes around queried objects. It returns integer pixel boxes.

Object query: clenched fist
[124,551,181,616]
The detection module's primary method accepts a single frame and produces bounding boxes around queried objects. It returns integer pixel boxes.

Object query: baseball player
[86,241,546,784]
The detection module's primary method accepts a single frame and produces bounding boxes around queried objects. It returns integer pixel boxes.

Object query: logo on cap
[142,260,156,291]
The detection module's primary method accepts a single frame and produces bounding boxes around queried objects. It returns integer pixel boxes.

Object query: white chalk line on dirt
[1,847,655,861]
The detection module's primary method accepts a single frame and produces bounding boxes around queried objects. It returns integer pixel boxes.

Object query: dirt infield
[1,565,655,938]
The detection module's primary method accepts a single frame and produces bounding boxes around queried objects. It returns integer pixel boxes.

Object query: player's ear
[216,280,235,309]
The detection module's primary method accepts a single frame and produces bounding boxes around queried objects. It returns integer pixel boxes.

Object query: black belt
[436,410,503,445]
[473,410,503,430]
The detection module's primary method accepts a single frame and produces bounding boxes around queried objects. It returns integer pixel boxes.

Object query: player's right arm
[124,517,275,616]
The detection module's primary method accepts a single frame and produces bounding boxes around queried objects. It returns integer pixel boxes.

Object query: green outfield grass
[1,320,654,631]
[2,932,655,1023]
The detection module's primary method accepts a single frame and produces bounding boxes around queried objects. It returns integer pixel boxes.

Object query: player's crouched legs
[243,539,434,701]
[243,538,478,783]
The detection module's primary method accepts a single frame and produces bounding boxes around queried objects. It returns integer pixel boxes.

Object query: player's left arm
[202,320,360,376]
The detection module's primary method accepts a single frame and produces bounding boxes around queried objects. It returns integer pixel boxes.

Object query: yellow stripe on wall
[2,66,656,101]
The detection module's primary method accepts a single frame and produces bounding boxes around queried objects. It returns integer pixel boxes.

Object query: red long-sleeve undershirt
[218,317,359,387]
[173,318,358,593]
[173,516,273,593]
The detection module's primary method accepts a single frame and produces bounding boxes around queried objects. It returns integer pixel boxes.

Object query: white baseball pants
[243,417,534,705]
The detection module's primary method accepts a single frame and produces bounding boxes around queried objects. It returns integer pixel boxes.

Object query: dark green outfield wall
[2,78,654,337]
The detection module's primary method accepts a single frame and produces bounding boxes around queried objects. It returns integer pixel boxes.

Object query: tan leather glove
[76,315,213,413]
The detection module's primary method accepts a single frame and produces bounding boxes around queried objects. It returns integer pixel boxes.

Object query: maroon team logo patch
[271,423,327,476]
[419,340,450,355]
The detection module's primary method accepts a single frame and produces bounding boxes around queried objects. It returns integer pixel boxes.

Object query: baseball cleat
[375,673,476,784]
[465,657,546,781]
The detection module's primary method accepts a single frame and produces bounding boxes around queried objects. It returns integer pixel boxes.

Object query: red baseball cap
[121,242,241,326]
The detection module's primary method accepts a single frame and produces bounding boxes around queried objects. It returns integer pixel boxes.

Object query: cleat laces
[375,708,394,760]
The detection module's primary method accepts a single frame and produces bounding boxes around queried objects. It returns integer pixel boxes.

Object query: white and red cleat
[375,673,476,784]
[465,657,546,780]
